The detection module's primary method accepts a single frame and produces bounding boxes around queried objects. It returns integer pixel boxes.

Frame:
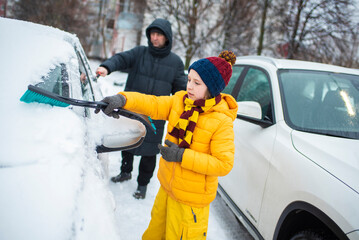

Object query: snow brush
[20,84,156,133]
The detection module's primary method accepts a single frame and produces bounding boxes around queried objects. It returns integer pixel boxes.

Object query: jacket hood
[146,18,172,57]
[214,93,238,121]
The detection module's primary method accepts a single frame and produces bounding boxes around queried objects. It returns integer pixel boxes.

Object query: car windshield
[278,69,359,139]
[34,63,70,97]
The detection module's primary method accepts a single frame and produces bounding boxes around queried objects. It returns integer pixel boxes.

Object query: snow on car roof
[0,17,79,92]
[236,55,359,75]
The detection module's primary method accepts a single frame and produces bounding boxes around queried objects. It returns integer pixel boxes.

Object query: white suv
[218,56,359,240]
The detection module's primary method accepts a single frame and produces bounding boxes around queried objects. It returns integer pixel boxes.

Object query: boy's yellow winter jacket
[121,90,238,207]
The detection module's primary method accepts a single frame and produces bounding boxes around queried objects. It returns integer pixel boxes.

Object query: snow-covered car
[218,56,359,240]
[0,17,149,239]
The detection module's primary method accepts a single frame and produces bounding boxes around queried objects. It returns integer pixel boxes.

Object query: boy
[96,51,238,239]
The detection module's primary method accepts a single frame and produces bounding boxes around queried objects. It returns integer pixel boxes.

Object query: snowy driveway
[107,152,253,240]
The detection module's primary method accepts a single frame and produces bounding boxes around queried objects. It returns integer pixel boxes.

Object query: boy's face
[187,69,211,100]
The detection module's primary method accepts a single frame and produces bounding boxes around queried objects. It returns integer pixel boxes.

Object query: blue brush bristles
[148,116,157,134]
[20,89,69,107]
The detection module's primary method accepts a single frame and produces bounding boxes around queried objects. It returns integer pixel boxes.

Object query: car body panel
[219,118,277,226]
[291,130,359,193]
[259,122,359,238]
[348,231,359,239]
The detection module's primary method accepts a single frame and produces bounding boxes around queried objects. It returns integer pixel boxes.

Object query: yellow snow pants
[142,186,210,240]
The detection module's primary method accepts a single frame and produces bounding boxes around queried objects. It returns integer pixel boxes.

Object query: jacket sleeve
[120,91,175,121]
[180,116,235,177]
[100,46,142,74]
[171,57,187,94]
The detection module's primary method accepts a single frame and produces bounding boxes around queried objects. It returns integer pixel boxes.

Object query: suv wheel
[289,229,335,240]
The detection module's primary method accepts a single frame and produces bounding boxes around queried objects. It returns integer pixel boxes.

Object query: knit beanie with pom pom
[188,50,236,97]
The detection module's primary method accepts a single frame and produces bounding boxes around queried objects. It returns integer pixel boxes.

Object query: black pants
[120,151,156,186]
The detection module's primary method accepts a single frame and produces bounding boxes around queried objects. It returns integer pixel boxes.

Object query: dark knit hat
[188,50,236,97]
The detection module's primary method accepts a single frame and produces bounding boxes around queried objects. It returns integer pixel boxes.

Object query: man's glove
[94,94,126,119]
[158,139,185,162]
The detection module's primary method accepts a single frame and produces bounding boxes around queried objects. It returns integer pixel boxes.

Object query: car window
[222,65,245,95]
[279,70,359,139]
[35,56,92,100]
[34,46,96,117]
[36,63,70,97]
[237,67,272,121]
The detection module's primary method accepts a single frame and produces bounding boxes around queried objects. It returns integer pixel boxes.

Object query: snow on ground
[106,152,253,240]
[90,60,253,240]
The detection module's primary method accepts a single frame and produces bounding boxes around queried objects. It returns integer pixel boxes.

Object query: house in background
[0,0,12,17]
[0,0,5,17]
[89,0,146,60]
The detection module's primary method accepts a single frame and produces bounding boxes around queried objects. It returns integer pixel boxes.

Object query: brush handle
[97,103,156,133]
[87,101,156,133]
[26,85,156,133]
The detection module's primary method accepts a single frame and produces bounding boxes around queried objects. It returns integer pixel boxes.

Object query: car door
[220,65,277,228]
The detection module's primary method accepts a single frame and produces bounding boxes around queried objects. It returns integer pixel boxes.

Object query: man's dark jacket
[100,18,186,156]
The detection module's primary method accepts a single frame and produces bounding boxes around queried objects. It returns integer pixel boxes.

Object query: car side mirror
[237,101,262,119]
[237,101,273,128]
[96,116,147,153]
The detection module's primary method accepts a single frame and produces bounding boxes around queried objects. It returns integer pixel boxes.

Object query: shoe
[111,172,131,183]
[133,185,147,199]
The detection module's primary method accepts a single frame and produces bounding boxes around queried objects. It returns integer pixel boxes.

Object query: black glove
[158,139,185,162]
[94,94,126,119]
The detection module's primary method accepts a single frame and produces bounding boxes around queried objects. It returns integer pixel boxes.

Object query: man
[96,18,186,199]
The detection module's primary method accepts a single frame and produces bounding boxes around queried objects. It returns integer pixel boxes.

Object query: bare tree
[132,0,147,46]
[12,0,94,53]
[272,0,358,67]
[147,0,227,69]
[257,0,269,55]
[220,0,259,56]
